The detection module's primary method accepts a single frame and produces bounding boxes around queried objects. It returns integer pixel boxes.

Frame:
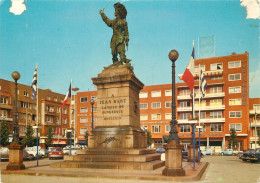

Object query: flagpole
[36,64,39,167]
[192,40,195,170]
[198,64,201,164]
[70,79,72,129]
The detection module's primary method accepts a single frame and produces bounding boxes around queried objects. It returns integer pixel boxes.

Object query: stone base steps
[76,148,156,155]
[51,160,165,170]
[64,153,161,163]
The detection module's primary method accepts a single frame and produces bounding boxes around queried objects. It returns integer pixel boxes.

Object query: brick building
[0,79,70,147]
[249,98,260,148]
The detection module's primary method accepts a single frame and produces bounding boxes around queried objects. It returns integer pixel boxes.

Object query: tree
[84,130,89,146]
[21,124,34,147]
[146,130,152,147]
[46,126,53,147]
[66,131,71,146]
[229,128,238,150]
[0,120,10,146]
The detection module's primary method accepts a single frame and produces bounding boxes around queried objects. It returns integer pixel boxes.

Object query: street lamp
[72,87,79,146]
[168,50,179,141]
[90,99,95,130]
[12,71,20,143]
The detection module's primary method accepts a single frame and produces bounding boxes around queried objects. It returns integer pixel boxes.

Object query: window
[179,89,190,96]
[80,117,88,123]
[229,86,241,94]
[0,97,7,104]
[63,118,67,124]
[46,116,54,123]
[195,112,206,119]
[194,100,206,107]
[152,125,161,133]
[165,113,172,120]
[47,96,51,100]
[63,109,67,114]
[210,63,223,70]
[80,128,87,135]
[80,97,88,103]
[179,101,191,108]
[210,87,222,93]
[228,61,241,68]
[152,102,161,109]
[211,75,223,80]
[80,107,88,113]
[91,107,97,112]
[20,101,30,109]
[195,125,206,132]
[165,125,171,133]
[140,103,148,109]
[229,111,242,118]
[210,124,222,132]
[229,73,241,81]
[165,101,172,108]
[152,114,161,120]
[180,125,191,132]
[229,124,242,132]
[194,65,205,73]
[24,91,29,97]
[139,92,148,98]
[210,111,222,119]
[165,90,172,96]
[54,97,57,102]
[151,91,161,97]
[46,106,54,112]
[57,107,61,113]
[179,113,191,120]
[253,104,260,111]
[229,99,241,106]
[210,99,222,106]
[140,114,148,121]
[91,96,97,101]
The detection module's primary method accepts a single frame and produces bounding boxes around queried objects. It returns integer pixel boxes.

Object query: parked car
[25,147,44,158]
[63,146,81,155]
[219,149,233,155]
[49,147,64,160]
[0,147,34,161]
[239,148,260,163]
[156,147,165,153]
[182,150,188,159]
[201,148,214,155]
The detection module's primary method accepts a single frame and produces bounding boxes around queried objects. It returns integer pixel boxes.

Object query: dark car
[156,147,165,153]
[0,147,34,161]
[240,148,260,163]
[49,147,64,160]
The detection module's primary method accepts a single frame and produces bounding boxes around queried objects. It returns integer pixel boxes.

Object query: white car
[201,148,215,155]
[63,146,81,155]
[25,147,44,158]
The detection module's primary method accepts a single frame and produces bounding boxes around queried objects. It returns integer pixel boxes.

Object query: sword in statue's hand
[102,0,114,11]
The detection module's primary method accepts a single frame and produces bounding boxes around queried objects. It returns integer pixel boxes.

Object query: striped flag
[200,69,207,99]
[31,64,38,100]
[182,44,195,91]
[62,81,71,108]
[57,125,60,135]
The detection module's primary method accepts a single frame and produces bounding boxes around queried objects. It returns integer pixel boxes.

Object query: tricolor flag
[200,69,207,99]
[182,45,195,91]
[31,64,38,100]
[62,82,71,108]
[57,125,60,135]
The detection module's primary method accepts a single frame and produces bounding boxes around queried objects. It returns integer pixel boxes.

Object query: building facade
[0,79,70,147]
[249,98,260,148]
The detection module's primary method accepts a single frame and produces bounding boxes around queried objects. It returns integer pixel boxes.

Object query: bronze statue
[99,2,130,64]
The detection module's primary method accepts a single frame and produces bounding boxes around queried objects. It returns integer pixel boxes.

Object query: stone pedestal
[52,66,164,170]
[6,143,25,170]
[162,141,185,176]
[187,145,199,162]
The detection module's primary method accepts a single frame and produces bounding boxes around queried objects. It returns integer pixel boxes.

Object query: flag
[62,82,71,108]
[57,125,60,135]
[31,64,38,100]
[182,45,195,91]
[200,69,207,99]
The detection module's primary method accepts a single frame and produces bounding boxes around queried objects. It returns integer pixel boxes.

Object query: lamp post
[6,71,25,170]
[90,99,95,130]
[72,87,79,146]
[12,71,20,143]
[162,50,185,176]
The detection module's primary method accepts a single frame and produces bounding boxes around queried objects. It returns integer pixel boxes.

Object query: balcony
[249,136,259,141]
[177,92,225,100]
[249,110,260,115]
[0,116,13,121]
[178,118,225,124]
[250,121,260,127]
[177,105,225,112]
[0,103,13,110]
[178,69,223,79]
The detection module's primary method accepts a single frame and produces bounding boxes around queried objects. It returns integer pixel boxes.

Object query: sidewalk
[1,159,208,182]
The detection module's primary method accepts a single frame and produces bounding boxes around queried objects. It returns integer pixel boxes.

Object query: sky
[0,0,259,97]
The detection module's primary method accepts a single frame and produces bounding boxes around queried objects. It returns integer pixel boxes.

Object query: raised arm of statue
[99,9,113,27]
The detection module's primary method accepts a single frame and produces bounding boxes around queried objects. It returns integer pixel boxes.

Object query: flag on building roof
[200,69,207,99]
[182,44,195,91]
[31,64,38,100]
[62,81,71,108]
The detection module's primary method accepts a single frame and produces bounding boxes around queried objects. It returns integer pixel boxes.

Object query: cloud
[240,0,260,19]
[9,0,26,15]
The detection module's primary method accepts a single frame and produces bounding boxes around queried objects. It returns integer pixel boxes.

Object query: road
[1,156,260,183]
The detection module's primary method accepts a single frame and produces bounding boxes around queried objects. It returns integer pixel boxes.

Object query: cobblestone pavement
[1,156,260,183]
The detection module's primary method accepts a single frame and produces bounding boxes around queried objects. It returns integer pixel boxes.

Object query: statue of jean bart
[99,2,132,68]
